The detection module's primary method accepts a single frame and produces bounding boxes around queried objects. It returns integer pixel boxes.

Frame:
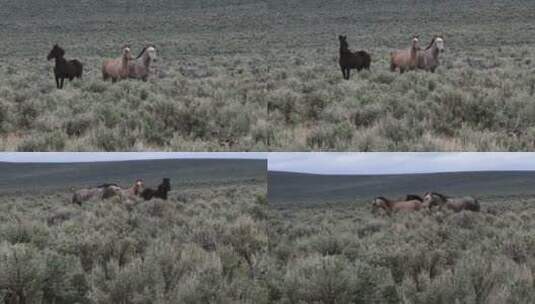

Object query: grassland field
[1,0,534,151]
[4,163,535,303]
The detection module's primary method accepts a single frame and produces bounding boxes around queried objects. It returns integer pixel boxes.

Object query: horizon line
[268,169,535,176]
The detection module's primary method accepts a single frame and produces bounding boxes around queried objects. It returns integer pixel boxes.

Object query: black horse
[338,35,371,80]
[47,44,83,89]
[141,178,171,201]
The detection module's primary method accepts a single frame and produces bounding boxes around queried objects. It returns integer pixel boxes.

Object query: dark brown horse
[423,192,480,212]
[47,44,83,89]
[338,35,371,80]
[141,178,171,201]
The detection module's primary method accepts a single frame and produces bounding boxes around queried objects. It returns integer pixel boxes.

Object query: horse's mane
[375,196,391,203]
[96,183,119,188]
[425,36,437,50]
[135,45,155,59]
[431,192,448,200]
[405,194,423,202]
[135,47,147,59]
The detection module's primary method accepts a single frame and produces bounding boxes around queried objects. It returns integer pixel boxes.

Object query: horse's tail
[102,60,109,80]
[389,52,396,71]
[72,193,81,205]
[71,60,83,78]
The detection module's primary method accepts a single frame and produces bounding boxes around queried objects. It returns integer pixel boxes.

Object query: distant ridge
[0,159,266,194]
[268,170,535,206]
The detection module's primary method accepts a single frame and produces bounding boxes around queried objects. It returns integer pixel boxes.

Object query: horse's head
[47,44,65,60]
[338,35,348,49]
[146,45,157,62]
[371,197,389,210]
[411,36,420,49]
[122,45,133,59]
[134,179,144,195]
[423,192,443,208]
[435,36,445,53]
[161,178,171,192]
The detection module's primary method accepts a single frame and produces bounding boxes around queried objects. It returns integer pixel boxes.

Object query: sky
[2,153,535,175]
[268,153,535,175]
[0,152,267,163]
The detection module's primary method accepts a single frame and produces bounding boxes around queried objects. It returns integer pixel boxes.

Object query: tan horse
[102,45,132,82]
[72,187,105,205]
[371,196,423,215]
[423,192,480,212]
[103,179,144,200]
[390,36,420,73]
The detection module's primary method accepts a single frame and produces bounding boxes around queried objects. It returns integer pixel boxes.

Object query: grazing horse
[102,45,132,82]
[371,196,423,215]
[141,178,171,201]
[128,45,157,81]
[47,44,83,89]
[390,36,420,73]
[338,35,371,80]
[417,36,445,72]
[423,192,480,212]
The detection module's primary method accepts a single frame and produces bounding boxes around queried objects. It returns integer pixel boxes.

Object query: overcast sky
[0,152,267,163]
[2,153,534,175]
[268,153,535,175]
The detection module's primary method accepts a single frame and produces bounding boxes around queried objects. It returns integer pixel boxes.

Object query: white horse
[417,36,445,72]
[128,45,157,81]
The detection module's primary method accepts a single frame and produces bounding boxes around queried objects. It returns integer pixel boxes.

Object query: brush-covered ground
[1,0,535,151]
[0,182,271,303]
[268,195,535,303]
[5,181,535,303]
[0,1,271,151]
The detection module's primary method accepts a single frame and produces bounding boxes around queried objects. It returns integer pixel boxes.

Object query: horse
[338,35,371,80]
[128,45,157,81]
[141,178,171,201]
[422,192,480,212]
[102,45,132,82]
[390,36,420,73]
[47,44,83,89]
[120,179,144,198]
[102,179,144,200]
[417,35,445,72]
[72,187,105,205]
[371,196,423,215]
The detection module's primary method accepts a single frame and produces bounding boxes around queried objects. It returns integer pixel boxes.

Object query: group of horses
[71,178,171,205]
[47,35,443,89]
[339,35,445,79]
[371,192,480,215]
[47,44,157,89]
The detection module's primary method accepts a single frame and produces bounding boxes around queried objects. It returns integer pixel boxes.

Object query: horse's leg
[340,66,346,79]
[55,76,60,89]
[346,69,351,79]
[390,62,396,72]
[60,77,65,89]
